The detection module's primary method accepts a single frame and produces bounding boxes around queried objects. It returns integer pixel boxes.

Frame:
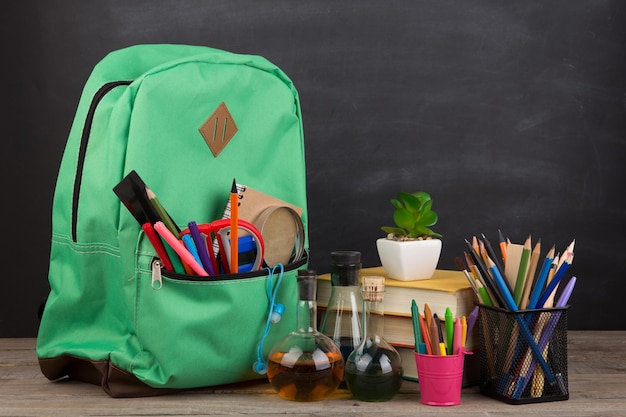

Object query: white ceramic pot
[376,238,442,281]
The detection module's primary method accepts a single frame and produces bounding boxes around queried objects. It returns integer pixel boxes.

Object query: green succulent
[381,191,442,239]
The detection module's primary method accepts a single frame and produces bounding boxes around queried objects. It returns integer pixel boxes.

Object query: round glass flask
[345,275,403,401]
[267,269,344,401]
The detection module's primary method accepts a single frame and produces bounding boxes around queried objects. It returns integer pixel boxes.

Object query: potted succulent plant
[376,191,442,281]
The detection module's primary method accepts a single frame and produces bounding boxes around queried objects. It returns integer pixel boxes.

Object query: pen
[445,307,454,355]
[153,221,208,276]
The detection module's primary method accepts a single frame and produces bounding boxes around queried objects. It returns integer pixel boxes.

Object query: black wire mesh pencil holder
[478,304,569,404]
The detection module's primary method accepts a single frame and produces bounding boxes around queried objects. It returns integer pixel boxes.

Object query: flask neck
[362,298,385,341]
[296,299,318,333]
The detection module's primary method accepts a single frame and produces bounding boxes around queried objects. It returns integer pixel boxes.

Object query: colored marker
[153,221,208,276]
[445,307,454,355]
[188,221,215,275]
[142,222,174,272]
[182,234,202,266]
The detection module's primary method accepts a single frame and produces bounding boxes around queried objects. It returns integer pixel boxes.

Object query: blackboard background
[3,1,625,336]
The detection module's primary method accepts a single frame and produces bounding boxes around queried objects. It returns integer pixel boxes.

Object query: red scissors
[180,218,264,275]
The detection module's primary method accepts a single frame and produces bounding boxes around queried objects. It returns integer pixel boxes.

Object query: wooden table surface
[2,332,625,417]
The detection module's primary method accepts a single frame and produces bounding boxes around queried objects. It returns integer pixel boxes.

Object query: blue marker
[182,234,202,266]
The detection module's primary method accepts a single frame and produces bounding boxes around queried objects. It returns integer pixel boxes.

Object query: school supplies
[411,302,470,357]
[464,231,577,404]
[36,44,309,397]
[222,183,305,267]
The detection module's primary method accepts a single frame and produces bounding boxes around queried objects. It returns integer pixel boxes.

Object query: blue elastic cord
[254,264,285,374]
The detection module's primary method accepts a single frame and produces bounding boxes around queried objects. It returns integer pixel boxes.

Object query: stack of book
[316,266,480,383]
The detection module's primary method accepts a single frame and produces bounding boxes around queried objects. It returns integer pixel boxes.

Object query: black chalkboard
[3,0,625,335]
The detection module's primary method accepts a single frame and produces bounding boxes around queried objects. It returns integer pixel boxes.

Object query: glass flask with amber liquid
[267,269,344,401]
[345,275,403,401]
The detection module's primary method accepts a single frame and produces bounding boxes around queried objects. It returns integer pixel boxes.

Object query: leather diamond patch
[199,102,238,157]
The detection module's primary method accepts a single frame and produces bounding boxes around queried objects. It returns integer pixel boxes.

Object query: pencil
[146,187,180,235]
[513,235,531,306]
[498,229,508,264]
[482,233,503,273]
[466,240,505,307]
[527,245,555,309]
[230,179,239,274]
[464,251,494,305]
[455,256,479,297]
[537,254,573,308]
[520,239,541,309]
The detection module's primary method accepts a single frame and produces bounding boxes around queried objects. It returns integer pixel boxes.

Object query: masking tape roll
[254,206,304,267]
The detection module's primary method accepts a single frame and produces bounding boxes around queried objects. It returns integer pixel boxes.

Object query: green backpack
[36,44,309,397]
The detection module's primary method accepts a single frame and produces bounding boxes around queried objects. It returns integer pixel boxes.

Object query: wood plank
[1,332,626,416]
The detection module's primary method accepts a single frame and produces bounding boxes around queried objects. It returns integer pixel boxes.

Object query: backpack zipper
[149,253,308,290]
[71,80,133,242]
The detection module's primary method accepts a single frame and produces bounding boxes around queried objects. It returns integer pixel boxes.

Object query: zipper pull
[152,259,163,290]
